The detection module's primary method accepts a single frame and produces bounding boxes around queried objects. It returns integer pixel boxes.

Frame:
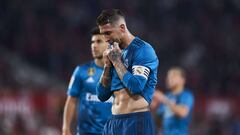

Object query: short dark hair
[169,67,186,79]
[90,27,101,36]
[96,9,125,26]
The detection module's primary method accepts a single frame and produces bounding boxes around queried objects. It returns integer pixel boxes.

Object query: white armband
[132,65,150,80]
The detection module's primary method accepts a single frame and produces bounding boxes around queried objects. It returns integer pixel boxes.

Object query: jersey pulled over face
[67,61,113,134]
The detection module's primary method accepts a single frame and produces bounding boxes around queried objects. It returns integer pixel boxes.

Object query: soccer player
[96,9,159,135]
[62,27,113,135]
[152,67,194,135]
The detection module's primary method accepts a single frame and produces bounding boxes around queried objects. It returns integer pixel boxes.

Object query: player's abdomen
[112,88,149,114]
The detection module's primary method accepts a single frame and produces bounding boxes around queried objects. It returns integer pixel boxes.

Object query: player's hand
[108,42,122,64]
[103,49,112,67]
[151,90,162,110]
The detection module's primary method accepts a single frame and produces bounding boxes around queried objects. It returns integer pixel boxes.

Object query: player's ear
[119,24,126,33]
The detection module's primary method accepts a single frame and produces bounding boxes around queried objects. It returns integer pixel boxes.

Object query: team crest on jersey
[87,68,95,76]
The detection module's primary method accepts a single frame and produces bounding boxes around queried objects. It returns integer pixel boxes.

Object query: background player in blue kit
[62,27,113,135]
[96,9,159,135]
[152,67,194,135]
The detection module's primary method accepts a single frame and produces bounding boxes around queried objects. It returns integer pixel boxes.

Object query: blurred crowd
[0,0,240,94]
[0,88,65,135]
[0,0,240,135]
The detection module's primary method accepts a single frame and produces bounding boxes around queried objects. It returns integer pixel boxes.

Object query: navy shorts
[103,111,155,135]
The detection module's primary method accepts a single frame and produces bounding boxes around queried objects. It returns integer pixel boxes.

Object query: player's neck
[172,85,184,95]
[122,32,135,49]
[94,59,104,68]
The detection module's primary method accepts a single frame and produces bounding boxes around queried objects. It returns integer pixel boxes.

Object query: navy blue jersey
[67,61,113,135]
[157,89,194,135]
[110,37,159,104]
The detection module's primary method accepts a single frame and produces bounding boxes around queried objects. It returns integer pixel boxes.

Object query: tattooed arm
[96,49,113,102]
[100,49,112,87]
[107,43,127,80]
[100,66,112,88]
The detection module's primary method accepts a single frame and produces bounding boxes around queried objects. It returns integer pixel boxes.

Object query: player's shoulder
[78,61,95,69]
[132,37,157,58]
[73,61,95,74]
[132,37,154,50]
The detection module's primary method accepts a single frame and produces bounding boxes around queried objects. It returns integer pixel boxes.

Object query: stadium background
[0,0,239,135]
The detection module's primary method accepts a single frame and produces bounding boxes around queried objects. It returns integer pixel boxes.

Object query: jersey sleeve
[179,92,194,110]
[67,66,82,97]
[122,45,159,94]
[133,45,159,74]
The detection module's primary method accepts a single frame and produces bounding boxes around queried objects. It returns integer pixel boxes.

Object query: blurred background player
[62,27,113,135]
[96,9,159,135]
[151,67,194,135]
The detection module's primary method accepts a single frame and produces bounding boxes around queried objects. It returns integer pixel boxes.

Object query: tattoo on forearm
[100,66,112,88]
[113,62,127,80]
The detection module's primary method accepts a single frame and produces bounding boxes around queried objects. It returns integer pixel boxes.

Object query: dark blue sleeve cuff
[96,82,112,102]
